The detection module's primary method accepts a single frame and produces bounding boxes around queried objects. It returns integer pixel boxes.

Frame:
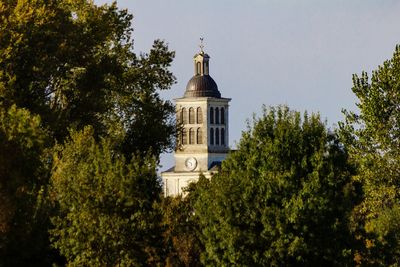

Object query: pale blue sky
[96,0,400,171]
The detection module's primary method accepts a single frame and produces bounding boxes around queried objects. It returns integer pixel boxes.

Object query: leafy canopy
[50,127,163,266]
[160,178,207,267]
[0,105,53,265]
[0,0,177,265]
[340,44,400,265]
[195,106,355,266]
[0,0,176,157]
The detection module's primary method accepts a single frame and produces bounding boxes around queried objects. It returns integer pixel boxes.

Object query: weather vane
[199,37,204,52]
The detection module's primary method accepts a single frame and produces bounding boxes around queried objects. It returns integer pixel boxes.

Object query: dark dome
[184,75,221,98]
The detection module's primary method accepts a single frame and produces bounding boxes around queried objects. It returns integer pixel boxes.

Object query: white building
[161,47,231,196]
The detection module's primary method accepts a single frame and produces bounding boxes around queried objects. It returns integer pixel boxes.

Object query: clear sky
[96,0,400,171]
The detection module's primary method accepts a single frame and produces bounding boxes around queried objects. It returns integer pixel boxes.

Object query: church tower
[161,42,231,196]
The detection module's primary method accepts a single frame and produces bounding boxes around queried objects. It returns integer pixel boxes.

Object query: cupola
[183,39,221,98]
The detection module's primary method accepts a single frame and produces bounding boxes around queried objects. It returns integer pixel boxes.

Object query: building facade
[161,48,231,196]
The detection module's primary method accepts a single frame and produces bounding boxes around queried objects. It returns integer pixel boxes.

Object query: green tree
[161,176,207,267]
[0,0,176,264]
[50,127,163,266]
[0,0,176,155]
[195,106,356,266]
[0,105,56,266]
[339,45,400,265]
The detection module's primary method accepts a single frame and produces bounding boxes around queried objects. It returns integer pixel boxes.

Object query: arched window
[204,62,209,75]
[215,128,220,145]
[215,107,220,124]
[189,128,195,144]
[181,108,187,124]
[210,107,214,124]
[210,128,214,145]
[196,62,201,75]
[197,128,202,144]
[189,107,195,124]
[197,107,203,124]
[221,107,225,124]
[182,128,187,145]
[221,128,225,145]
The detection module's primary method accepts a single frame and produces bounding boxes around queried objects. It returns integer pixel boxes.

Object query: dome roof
[184,75,221,98]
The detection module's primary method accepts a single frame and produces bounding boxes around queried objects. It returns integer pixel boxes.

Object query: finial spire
[199,37,204,53]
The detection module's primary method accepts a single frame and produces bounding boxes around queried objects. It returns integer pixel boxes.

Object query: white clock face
[185,157,197,171]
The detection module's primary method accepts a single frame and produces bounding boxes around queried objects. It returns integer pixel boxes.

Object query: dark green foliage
[0,0,176,265]
[161,176,208,267]
[0,105,57,266]
[340,45,400,265]
[195,106,356,266]
[50,127,163,266]
[0,0,176,155]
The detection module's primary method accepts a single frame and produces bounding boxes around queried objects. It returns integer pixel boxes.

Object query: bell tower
[161,40,231,196]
